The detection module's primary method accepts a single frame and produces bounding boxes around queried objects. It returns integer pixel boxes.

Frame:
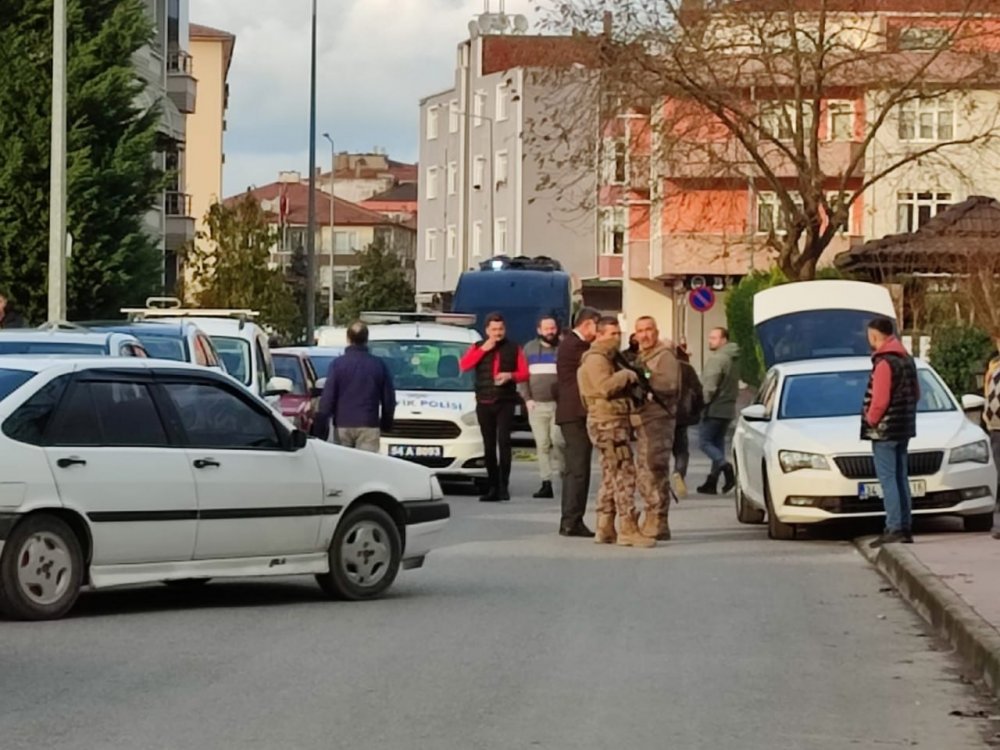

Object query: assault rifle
[612,350,673,415]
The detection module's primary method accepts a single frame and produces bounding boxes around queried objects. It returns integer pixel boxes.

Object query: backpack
[677,361,704,426]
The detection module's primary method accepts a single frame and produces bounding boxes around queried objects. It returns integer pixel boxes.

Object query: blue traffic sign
[688,286,716,313]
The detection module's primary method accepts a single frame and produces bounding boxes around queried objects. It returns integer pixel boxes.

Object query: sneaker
[672,472,688,499]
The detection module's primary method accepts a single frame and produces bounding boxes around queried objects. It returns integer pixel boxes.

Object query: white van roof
[753,280,896,326]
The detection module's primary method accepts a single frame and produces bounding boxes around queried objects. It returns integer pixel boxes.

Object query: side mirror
[290,428,308,450]
[265,376,294,396]
[962,394,986,412]
[311,377,326,398]
[741,404,770,422]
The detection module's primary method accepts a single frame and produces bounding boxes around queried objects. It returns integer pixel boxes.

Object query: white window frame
[495,83,509,122]
[494,150,509,186]
[472,221,483,257]
[334,230,359,253]
[426,105,439,140]
[896,191,953,233]
[898,98,955,142]
[473,90,486,127]
[601,207,627,256]
[446,225,457,259]
[472,155,486,189]
[759,101,815,141]
[447,162,457,195]
[493,218,508,255]
[424,228,438,261]
[756,191,805,235]
[426,166,439,200]
[827,100,854,141]
[448,99,459,133]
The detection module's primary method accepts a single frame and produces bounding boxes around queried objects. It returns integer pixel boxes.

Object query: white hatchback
[0,358,449,620]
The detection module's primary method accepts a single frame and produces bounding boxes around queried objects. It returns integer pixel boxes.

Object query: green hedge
[929,324,993,396]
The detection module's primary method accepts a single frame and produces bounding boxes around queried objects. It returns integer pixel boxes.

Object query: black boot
[721,463,736,493]
[697,471,720,495]
[479,486,500,503]
[498,485,511,502]
[533,480,554,499]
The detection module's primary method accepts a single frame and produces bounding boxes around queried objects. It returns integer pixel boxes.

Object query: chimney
[603,11,612,36]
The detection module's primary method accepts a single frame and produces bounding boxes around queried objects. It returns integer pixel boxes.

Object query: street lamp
[322,132,335,325]
[304,0,318,343]
[48,0,67,323]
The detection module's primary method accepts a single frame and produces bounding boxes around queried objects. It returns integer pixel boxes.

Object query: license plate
[858,480,927,500]
[388,444,443,459]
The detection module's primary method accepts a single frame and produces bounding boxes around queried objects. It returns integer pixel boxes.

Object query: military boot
[617,511,656,548]
[594,513,617,544]
[640,511,671,541]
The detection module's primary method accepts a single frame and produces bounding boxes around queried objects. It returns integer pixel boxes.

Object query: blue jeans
[699,417,730,473]
[872,440,912,533]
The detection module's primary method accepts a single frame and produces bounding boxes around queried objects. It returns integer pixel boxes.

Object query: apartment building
[417,21,600,308]
[315,151,417,204]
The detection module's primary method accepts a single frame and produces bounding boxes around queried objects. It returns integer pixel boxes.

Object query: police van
[362,312,487,493]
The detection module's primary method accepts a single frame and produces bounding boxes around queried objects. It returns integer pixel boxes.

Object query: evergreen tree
[0,0,165,322]
[337,238,415,324]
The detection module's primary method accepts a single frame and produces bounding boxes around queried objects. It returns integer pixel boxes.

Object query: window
[496,83,509,121]
[273,355,307,396]
[473,155,486,188]
[446,225,457,259]
[897,191,952,233]
[135,335,186,361]
[426,166,439,200]
[898,99,954,142]
[753,372,780,418]
[0,342,103,355]
[48,381,168,447]
[424,229,438,261]
[473,90,486,126]
[757,191,804,234]
[335,230,359,252]
[827,100,854,141]
[495,151,509,186]
[0,368,35,403]
[368,340,474,392]
[472,221,483,257]
[601,139,628,184]
[211,337,251,386]
[898,27,950,51]
[601,208,626,255]
[779,369,954,420]
[447,162,457,195]
[494,218,508,255]
[759,101,815,140]
[164,382,281,450]
[426,105,439,140]
[448,99,459,133]
[3,375,69,446]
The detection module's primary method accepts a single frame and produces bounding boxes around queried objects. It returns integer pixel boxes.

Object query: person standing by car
[459,312,529,503]
[632,316,681,541]
[864,317,920,548]
[698,327,740,495]
[312,320,395,452]
[672,340,704,499]
[0,293,25,329]
[579,316,654,548]
[984,349,1000,540]
[555,307,602,536]
[519,315,564,499]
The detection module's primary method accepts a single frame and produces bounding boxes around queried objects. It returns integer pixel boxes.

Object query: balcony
[167,51,197,114]
[164,191,195,251]
[664,140,865,181]
[598,254,624,279]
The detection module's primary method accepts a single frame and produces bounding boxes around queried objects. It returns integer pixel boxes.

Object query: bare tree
[529,0,1000,279]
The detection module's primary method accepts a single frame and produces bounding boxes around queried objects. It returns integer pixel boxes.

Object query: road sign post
[688,287,717,370]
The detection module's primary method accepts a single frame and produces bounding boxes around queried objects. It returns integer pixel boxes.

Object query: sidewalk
[857,522,1000,699]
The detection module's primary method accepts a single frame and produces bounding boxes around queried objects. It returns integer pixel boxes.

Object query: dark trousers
[559,418,592,530]
[699,417,730,474]
[673,424,690,478]
[477,401,515,491]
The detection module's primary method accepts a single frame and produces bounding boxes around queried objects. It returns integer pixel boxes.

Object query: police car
[362,312,488,492]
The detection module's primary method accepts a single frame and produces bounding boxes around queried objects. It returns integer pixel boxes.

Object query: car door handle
[56,457,86,468]
[193,458,221,469]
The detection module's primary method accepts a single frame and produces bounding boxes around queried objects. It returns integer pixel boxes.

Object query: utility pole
[305,0,318,343]
[48,0,67,323]
[322,133,335,325]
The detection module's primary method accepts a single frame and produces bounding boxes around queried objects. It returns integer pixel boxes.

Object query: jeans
[699,417,730,474]
[872,439,913,533]
[477,400,516,491]
[334,427,381,452]
[527,401,564,482]
[559,418,592,530]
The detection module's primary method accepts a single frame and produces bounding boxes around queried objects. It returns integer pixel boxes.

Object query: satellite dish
[513,14,529,33]
[468,19,480,38]
[477,14,493,34]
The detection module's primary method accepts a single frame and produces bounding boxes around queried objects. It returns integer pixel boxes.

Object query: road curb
[856,538,1000,699]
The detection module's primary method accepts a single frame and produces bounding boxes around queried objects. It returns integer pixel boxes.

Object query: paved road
[1,458,995,749]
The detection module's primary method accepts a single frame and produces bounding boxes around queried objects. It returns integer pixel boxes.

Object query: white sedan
[733,357,996,540]
[0,357,449,620]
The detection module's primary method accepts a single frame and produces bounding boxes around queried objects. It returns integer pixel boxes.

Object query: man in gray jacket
[698,327,740,495]
[519,315,564,498]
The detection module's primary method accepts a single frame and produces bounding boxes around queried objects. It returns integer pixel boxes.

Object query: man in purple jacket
[312,321,395,452]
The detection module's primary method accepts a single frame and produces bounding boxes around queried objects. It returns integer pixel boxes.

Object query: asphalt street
[0,454,997,750]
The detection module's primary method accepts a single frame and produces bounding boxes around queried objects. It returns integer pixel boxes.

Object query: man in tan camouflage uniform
[577,316,655,549]
[632,316,681,541]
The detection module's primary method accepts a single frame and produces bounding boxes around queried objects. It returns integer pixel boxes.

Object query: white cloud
[193,0,536,198]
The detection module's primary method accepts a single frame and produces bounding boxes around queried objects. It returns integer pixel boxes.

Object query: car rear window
[134,335,187,361]
[0,342,104,355]
[0,369,35,402]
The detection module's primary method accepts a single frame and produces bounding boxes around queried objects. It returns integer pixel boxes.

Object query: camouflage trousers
[587,418,637,518]
[634,417,675,515]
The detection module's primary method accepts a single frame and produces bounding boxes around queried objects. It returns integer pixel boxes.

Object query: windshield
[0,341,105,355]
[211,337,251,385]
[368,339,473,392]
[308,350,343,377]
[757,310,892,368]
[0,369,34,401]
[273,355,307,395]
[133,335,187,361]
[778,369,955,420]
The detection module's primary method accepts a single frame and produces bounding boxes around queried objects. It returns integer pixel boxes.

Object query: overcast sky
[194,0,536,198]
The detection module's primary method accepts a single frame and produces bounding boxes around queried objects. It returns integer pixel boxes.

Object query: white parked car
[0,330,148,357]
[733,280,996,539]
[0,357,449,620]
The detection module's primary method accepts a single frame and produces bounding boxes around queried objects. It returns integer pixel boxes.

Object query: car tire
[163,578,212,588]
[962,513,994,533]
[316,504,401,601]
[0,514,84,621]
[763,468,797,541]
[734,461,766,525]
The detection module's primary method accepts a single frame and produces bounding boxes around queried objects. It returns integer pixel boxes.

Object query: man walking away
[673,342,704,499]
[555,307,601,536]
[519,315,564,499]
[864,317,919,548]
[460,313,529,502]
[633,316,681,541]
[698,327,740,495]
[0,293,25,329]
[312,321,395,452]
[579,317,653,548]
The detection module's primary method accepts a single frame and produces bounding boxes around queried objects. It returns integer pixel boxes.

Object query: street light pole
[322,133,335,325]
[47,0,67,323]
[305,0,318,344]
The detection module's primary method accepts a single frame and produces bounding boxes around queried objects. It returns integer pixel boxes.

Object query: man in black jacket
[555,306,601,536]
[0,293,25,329]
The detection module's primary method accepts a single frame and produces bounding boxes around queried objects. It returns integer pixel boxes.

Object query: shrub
[929,323,994,396]
[725,268,787,387]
